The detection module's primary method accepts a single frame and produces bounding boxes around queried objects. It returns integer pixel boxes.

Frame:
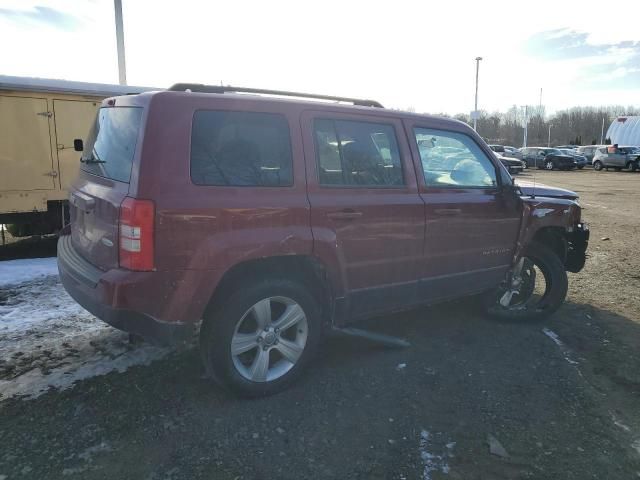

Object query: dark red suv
[58,85,589,396]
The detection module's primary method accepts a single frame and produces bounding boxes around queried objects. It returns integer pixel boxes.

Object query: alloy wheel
[230,296,308,382]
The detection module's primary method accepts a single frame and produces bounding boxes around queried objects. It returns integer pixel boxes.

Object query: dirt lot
[1,169,640,479]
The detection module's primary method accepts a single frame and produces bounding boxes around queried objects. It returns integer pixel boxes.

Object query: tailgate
[70,178,129,271]
[69,106,143,270]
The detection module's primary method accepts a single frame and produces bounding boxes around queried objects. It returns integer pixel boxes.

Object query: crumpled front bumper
[566,223,589,273]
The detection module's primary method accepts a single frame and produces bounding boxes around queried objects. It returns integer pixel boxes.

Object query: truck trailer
[0,75,152,235]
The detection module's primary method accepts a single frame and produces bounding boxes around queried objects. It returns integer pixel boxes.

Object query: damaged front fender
[514,196,588,273]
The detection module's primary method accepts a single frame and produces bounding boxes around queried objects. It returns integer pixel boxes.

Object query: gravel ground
[1,169,640,479]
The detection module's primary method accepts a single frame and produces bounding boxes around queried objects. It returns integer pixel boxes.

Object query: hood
[499,157,522,166]
[551,154,576,161]
[515,179,578,200]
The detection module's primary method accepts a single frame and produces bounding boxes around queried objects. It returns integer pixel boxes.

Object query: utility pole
[548,124,552,148]
[538,87,543,144]
[473,56,482,131]
[600,117,605,144]
[521,105,529,148]
[114,0,127,85]
[539,88,542,115]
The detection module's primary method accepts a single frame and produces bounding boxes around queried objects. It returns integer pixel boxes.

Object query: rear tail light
[119,197,155,271]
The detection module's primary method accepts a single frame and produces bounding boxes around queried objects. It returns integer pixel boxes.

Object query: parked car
[503,146,519,157]
[520,147,577,170]
[488,144,508,154]
[555,145,578,150]
[592,145,640,171]
[495,153,525,174]
[576,145,601,163]
[558,149,588,169]
[58,84,589,397]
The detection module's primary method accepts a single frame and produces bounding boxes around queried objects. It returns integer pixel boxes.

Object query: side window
[314,119,404,187]
[414,128,497,188]
[191,111,293,186]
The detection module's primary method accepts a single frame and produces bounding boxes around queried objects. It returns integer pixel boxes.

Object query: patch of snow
[542,328,580,366]
[542,327,563,347]
[396,363,407,370]
[610,412,631,432]
[0,274,172,401]
[418,430,453,480]
[632,439,640,456]
[0,257,59,287]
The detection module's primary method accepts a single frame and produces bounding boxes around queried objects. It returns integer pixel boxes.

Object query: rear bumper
[57,234,211,344]
[566,223,589,273]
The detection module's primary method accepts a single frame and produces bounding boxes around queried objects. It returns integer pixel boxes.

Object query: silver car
[576,145,601,163]
[592,146,640,172]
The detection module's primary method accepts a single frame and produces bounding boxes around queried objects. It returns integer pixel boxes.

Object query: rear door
[0,96,56,192]
[53,99,101,191]
[404,119,522,301]
[69,105,144,270]
[302,111,424,317]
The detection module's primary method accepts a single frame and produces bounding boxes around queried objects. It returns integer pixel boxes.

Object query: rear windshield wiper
[80,148,106,164]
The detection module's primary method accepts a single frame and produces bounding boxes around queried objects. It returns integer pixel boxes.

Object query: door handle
[327,209,363,220]
[434,208,462,217]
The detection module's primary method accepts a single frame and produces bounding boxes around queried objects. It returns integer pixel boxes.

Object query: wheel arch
[203,255,335,327]
[531,227,568,263]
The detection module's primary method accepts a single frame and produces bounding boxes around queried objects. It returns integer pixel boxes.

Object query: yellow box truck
[0,75,152,235]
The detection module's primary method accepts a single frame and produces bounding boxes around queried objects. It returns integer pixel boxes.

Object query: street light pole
[548,124,552,147]
[114,0,127,85]
[473,56,482,131]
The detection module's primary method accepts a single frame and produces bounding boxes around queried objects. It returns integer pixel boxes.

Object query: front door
[404,119,522,301]
[302,111,424,319]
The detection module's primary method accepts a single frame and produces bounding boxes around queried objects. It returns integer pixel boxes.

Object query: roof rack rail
[167,83,383,108]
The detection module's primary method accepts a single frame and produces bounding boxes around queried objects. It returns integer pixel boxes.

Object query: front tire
[484,242,568,322]
[545,160,554,170]
[200,278,323,397]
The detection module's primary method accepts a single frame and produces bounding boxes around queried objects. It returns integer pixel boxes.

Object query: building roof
[0,75,156,97]
[606,116,640,146]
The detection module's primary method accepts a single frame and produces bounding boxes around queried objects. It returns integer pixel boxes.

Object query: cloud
[523,28,640,90]
[0,5,81,31]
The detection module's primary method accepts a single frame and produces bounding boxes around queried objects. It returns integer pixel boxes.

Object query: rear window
[190,111,293,187]
[81,107,143,183]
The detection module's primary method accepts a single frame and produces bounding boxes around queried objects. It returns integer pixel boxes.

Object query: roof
[0,75,156,97]
[606,116,640,146]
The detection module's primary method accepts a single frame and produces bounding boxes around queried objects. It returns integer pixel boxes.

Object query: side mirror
[73,139,84,152]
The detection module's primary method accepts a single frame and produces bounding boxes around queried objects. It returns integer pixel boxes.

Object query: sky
[1,0,639,115]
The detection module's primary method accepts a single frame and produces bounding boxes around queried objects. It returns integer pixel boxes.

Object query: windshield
[81,107,143,183]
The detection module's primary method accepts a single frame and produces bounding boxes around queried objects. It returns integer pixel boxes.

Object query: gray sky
[1,0,639,114]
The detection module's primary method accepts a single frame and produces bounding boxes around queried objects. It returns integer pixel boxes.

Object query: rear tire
[200,277,323,397]
[484,242,568,322]
[593,161,603,171]
[545,160,554,170]
[627,162,637,172]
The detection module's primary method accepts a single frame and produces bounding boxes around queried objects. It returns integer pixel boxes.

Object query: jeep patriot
[58,84,589,396]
